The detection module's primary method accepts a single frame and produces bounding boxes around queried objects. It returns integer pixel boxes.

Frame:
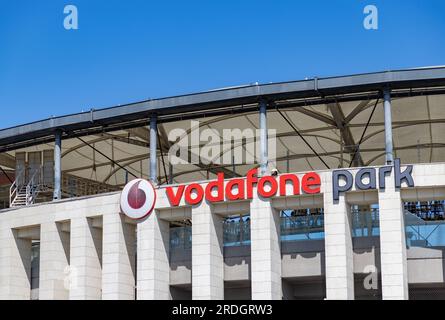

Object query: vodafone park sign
[165,169,321,206]
[120,159,414,220]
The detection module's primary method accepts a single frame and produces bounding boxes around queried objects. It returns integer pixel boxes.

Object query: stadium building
[1,67,445,300]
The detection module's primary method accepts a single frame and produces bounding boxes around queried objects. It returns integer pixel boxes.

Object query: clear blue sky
[0,0,444,128]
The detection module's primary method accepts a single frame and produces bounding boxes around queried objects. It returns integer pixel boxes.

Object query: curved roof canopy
[1,67,445,190]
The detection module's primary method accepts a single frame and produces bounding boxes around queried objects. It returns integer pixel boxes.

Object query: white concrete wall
[39,222,70,300]
[102,213,136,300]
[0,227,32,299]
[322,172,354,300]
[378,172,409,300]
[0,163,444,300]
[69,217,102,300]
[250,194,282,300]
[192,201,224,300]
[136,211,170,300]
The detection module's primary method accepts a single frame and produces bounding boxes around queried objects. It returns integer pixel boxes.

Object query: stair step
[10,181,44,208]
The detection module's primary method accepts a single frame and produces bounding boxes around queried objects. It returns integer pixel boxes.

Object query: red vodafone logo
[120,179,156,220]
[165,169,321,206]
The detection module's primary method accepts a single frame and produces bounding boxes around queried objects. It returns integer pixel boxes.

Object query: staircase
[10,186,28,207]
[8,167,121,208]
[9,167,44,208]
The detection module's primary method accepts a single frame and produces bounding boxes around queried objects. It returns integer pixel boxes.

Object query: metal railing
[61,174,121,197]
[169,214,326,249]
[170,226,192,250]
[9,166,45,207]
[281,214,325,241]
[405,211,445,247]
[25,166,44,205]
[351,210,380,238]
[9,167,25,207]
[224,219,251,246]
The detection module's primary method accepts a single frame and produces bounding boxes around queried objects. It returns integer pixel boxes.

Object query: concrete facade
[102,213,136,300]
[250,194,282,300]
[192,201,224,300]
[39,221,70,300]
[378,174,409,300]
[323,171,355,300]
[1,163,445,300]
[136,209,170,300]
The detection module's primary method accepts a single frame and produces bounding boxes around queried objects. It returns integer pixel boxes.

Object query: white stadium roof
[0,67,444,191]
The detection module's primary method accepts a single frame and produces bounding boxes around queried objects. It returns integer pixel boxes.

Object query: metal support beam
[0,153,15,170]
[383,88,394,165]
[276,107,330,170]
[53,130,62,200]
[157,123,240,180]
[328,102,363,167]
[150,115,158,185]
[259,100,268,176]
[168,163,173,184]
[286,150,290,173]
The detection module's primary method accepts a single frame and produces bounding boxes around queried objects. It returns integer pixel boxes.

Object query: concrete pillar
[383,88,394,165]
[192,201,224,300]
[378,172,409,300]
[259,100,268,176]
[54,130,62,200]
[102,213,136,300]
[250,194,282,300]
[323,173,354,300]
[136,212,170,300]
[39,222,70,300]
[150,115,158,185]
[69,217,102,300]
[0,227,31,300]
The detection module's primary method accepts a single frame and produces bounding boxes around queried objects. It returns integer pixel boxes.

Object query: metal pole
[232,155,236,175]
[53,130,62,200]
[383,88,394,165]
[150,115,158,185]
[259,100,268,176]
[168,162,173,184]
[286,150,290,173]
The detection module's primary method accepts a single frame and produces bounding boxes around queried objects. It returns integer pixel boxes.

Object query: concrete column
[383,88,394,165]
[250,194,282,300]
[39,222,70,300]
[0,227,31,300]
[378,172,409,300]
[323,173,354,300]
[150,115,158,185]
[69,217,102,300]
[102,213,136,300]
[136,212,170,300]
[192,201,224,300]
[54,130,62,200]
[259,100,268,176]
